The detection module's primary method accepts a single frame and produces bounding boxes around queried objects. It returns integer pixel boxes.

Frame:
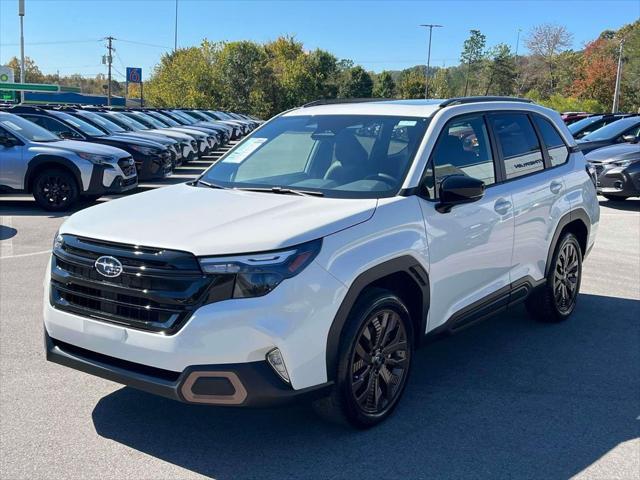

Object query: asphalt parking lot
[1,176,638,479]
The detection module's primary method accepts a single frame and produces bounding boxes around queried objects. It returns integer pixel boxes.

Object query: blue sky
[0,0,637,81]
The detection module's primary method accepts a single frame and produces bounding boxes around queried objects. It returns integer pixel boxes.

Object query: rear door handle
[494,198,512,215]
[550,181,563,194]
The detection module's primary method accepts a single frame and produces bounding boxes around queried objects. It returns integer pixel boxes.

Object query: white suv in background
[44,97,599,428]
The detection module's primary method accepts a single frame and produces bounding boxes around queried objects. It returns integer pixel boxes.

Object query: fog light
[266,348,290,384]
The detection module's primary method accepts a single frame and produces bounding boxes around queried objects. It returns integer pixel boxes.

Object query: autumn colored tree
[571,38,617,108]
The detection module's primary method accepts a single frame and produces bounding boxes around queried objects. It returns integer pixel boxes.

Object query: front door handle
[550,181,563,194]
[494,198,512,215]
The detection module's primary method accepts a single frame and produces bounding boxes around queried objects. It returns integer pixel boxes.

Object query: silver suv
[0,112,137,210]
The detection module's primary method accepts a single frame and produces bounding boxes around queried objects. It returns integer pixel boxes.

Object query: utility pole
[419,24,442,99]
[515,28,522,95]
[18,0,25,103]
[174,0,179,51]
[105,36,114,106]
[612,39,624,113]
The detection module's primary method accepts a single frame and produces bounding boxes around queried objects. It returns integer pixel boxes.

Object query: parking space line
[0,249,51,260]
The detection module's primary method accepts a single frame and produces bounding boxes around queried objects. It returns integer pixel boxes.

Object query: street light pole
[612,39,624,113]
[419,24,442,99]
[18,0,25,103]
[174,0,179,51]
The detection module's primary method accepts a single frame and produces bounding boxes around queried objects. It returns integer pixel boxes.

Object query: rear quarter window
[533,116,569,167]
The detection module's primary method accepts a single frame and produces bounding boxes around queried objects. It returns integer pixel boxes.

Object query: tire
[32,168,79,211]
[603,195,628,202]
[526,233,582,323]
[312,288,414,428]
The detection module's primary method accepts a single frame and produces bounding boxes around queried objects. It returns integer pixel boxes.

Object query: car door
[418,113,515,331]
[488,112,569,283]
[0,126,26,190]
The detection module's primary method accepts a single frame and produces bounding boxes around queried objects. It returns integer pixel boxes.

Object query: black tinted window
[491,113,544,179]
[533,116,569,167]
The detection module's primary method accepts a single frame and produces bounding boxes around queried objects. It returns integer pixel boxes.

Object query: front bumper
[84,162,138,195]
[595,162,640,197]
[134,152,173,180]
[46,332,332,407]
[44,260,347,390]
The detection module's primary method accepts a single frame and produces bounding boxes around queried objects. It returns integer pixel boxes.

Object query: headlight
[612,158,639,168]
[77,152,116,164]
[199,239,322,298]
[53,232,63,249]
[130,145,159,156]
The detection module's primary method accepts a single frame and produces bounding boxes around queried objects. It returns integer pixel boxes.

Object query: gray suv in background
[0,112,137,210]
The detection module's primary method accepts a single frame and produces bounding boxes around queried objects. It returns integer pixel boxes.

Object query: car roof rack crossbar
[439,96,534,108]
[302,98,389,108]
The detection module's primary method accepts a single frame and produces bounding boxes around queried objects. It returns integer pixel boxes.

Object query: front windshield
[107,112,148,131]
[0,113,60,142]
[53,111,107,137]
[568,116,600,134]
[146,111,175,126]
[130,112,167,129]
[75,111,126,133]
[171,111,197,124]
[582,118,639,141]
[201,114,429,199]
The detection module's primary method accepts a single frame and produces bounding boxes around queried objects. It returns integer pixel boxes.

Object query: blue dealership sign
[126,67,142,84]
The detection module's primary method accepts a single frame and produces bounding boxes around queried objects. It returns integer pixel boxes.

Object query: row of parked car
[562,112,640,201]
[0,106,261,210]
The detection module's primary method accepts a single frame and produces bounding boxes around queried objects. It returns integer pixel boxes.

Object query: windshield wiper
[194,179,229,189]
[236,186,324,197]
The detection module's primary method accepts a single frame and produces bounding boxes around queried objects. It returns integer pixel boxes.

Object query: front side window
[425,114,495,198]
[533,116,569,167]
[202,114,429,198]
[22,115,78,138]
[491,113,544,179]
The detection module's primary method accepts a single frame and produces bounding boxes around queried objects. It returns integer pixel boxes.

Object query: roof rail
[439,96,534,108]
[302,98,388,108]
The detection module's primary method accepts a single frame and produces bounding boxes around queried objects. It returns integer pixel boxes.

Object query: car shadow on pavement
[92,293,639,480]
[598,198,640,211]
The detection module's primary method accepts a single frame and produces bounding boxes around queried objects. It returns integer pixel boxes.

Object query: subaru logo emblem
[95,256,123,278]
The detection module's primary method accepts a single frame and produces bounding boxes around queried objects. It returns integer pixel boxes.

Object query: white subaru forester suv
[45,97,599,428]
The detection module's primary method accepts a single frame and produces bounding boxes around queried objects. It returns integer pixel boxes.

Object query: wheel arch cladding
[26,155,83,193]
[545,208,590,276]
[325,256,429,381]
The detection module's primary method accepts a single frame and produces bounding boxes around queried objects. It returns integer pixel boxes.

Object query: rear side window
[533,116,569,167]
[425,114,495,198]
[491,113,544,180]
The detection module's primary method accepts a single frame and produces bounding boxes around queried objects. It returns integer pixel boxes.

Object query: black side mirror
[0,135,20,147]
[59,131,79,140]
[436,175,485,213]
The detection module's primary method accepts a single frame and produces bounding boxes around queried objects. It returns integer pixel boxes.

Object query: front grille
[50,235,232,334]
[118,157,136,177]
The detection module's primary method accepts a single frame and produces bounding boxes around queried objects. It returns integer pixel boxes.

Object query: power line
[117,38,172,50]
[0,39,101,46]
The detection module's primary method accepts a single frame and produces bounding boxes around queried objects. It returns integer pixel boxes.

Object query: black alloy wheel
[350,309,410,415]
[33,168,79,211]
[553,241,580,314]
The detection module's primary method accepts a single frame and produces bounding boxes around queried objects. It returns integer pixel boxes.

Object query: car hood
[31,139,129,158]
[111,132,174,145]
[147,129,197,141]
[585,143,640,163]
[60,183,377,256]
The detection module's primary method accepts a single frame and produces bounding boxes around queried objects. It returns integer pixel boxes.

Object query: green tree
[338,66,373,98]
[372,71,395,98]
[431,67,452,98]
[483,44,516,95]
[396,68,425,98]
[461,30,486,96]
